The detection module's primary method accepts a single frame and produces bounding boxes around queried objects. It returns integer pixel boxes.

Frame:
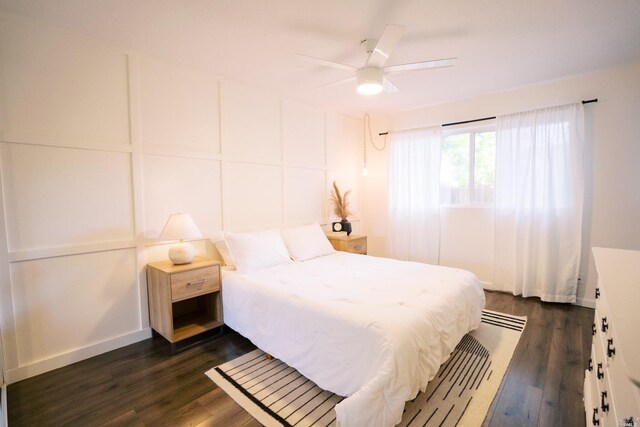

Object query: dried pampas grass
[330,181,352,221]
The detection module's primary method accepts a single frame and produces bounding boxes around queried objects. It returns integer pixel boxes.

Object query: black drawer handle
[592,408,599,426]
[601,317,609,332]
[595,287,600,299]
[592,323,597,336]
[597,363,604,380]
[588,358,593,371]
[601,391,609,413]
[607,338,616,357]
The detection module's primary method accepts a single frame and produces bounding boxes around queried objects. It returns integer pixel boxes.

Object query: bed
[218,225,485,427]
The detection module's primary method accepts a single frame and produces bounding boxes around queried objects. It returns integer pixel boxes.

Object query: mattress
[222,251,485,427]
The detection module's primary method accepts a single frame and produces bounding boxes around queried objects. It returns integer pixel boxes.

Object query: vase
[341,219,352,236]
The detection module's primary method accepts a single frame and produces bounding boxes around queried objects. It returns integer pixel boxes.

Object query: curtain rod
[378,98,598,136]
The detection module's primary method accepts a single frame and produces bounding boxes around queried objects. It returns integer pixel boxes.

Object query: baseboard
[1,383,5,427]
[480,281,494,289]
[482,283,596,309]
[574,297,596,309]
[5,328,152,384]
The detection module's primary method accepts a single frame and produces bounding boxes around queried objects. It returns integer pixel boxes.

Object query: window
[440,127,496,205]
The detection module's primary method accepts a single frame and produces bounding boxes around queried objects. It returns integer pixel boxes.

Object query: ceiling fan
[298,24,456,95]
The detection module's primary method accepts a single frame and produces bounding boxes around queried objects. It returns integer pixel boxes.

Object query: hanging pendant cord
[363,113,386,171]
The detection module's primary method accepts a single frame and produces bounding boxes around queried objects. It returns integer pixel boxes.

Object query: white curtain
[388,126,442,264]
[493,103,584,303]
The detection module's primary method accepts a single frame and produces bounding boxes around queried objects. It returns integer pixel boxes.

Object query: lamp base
[168,242,195,264]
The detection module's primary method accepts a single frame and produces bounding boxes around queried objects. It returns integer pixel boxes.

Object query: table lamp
[158,213,202,264]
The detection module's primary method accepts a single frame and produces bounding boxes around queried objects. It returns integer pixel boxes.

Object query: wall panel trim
[141,146,222,161]
[127,54,150,330]
[8,240,136,263]
[0,151,17,372]
[0,132,133,154]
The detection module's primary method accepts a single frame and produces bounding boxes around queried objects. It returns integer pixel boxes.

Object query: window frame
[441,121,496,208]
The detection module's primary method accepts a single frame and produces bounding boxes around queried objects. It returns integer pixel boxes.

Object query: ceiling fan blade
[296,53,357,72]
[317,75,357,89]
[384,57,457,74]
[383,77,400,93]
[366,24,407,68]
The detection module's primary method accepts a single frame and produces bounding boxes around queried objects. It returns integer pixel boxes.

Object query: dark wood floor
[8,291,594,426]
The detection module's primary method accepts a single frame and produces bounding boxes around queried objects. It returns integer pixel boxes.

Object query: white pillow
[224,229,292,274]
[280,222,335,261]
[212,233,235,268]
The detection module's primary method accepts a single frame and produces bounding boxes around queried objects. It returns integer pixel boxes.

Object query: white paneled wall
[222,161,284,231]
[0,16,362,382]
[138,56,221,155]
[0,18,130,149]
[0,17,146,383]
[10,250,139,366]
[284,167,327,226]
[283,101,326,166]
[1,144,135,253]
[220,80,282,162]
[141,155,222,238]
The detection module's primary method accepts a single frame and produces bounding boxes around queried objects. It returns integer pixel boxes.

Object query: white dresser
[585,248,640,426]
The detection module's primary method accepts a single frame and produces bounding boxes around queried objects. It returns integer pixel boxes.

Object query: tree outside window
[441,129,495,205]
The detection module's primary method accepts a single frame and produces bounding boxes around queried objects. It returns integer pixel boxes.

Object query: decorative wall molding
[0,17,363,384]
[126,54,151,330]
[141,146,222,161]
[0,131,132,154]
[8,240,137,263]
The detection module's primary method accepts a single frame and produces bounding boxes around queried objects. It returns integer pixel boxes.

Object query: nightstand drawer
[327,234,368,255]
[170,266,219,301]
[346,239,367,254]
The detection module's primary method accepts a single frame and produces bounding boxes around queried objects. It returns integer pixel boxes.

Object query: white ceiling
[1,0,639,116]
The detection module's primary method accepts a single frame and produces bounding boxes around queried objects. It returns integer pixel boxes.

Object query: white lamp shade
[158,213,202,241]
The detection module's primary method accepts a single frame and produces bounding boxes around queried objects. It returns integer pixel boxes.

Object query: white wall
[0,16,363,383]
[363,63,640,307]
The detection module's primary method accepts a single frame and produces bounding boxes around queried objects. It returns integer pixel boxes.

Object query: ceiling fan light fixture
[357,67,384,95]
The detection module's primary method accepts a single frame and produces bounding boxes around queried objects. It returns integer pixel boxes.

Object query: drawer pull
[595,287,600,299]
[592,323,596,336]
[597,363,604,380]
[601,317,608,332]
[187,279,206,286]
[588,358,593,371]
[601,391,609,413]
[592,408,599,426]
[607,338,615,357]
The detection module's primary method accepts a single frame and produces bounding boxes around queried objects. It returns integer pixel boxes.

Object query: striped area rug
[206,310,526,427]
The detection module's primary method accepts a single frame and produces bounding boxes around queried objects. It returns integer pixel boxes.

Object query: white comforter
[222,252,485,427]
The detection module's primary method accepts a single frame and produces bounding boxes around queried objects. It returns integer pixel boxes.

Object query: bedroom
[0,0,639,426]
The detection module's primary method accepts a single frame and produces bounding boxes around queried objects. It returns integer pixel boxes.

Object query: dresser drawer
[170,266,219,301]
[588,248,640,427]
[599,360,616,427]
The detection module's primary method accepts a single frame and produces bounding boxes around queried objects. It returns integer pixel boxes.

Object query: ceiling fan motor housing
[357,66,384,94]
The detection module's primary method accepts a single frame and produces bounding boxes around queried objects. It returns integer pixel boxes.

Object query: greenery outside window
[440,127,496,205]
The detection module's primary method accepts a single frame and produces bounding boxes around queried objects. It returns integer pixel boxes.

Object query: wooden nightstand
[327,234,367,255]
[146,257,223,349]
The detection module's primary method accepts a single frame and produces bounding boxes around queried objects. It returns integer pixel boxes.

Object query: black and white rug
[206,310,526,427]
